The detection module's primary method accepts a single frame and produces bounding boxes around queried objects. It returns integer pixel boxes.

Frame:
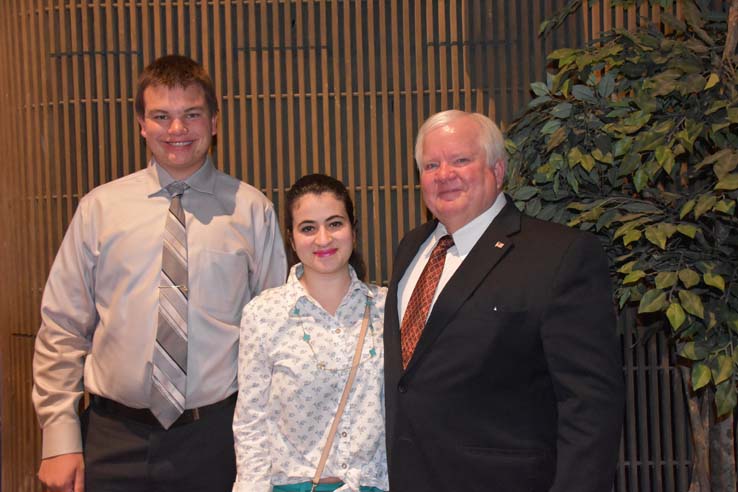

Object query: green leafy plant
[506,0,738,489]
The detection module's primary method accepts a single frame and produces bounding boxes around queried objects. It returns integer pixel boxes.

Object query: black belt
[90,393,237,428]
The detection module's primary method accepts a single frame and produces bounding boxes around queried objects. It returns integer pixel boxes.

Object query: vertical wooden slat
[47,0,64,251]
[224,0,236,177]
[294,0,309,179]
[131,0,143,171]
[381,0,397,283]
[425,1,437,115]
[437,0,448,110]
[260,0,274,199]
[245,0,262,187]
[283,2,297,184]
[353,0,368,277]
[271,1,284,202]
[306,0,320,175]
[366,0,381,279]
[448,0,460,110]
[93,4,107,186]
[320,0,335,178]
[117,0,131,178]
[507,0,519,118]
[212,0,224,171]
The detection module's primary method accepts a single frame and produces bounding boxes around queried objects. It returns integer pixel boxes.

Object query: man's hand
[38,453,84,492]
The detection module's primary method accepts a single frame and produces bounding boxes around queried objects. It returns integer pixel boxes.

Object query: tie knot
[167,181,188,198]
[435,235,454,254]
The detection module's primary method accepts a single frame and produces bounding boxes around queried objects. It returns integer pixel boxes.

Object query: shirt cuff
[41,420,82,459]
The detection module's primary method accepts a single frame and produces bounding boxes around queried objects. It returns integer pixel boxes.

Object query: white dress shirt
[32,158,287,459]
[398,193,507,322]
[233,264,388,492]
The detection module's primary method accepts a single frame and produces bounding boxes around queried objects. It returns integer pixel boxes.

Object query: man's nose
[169,117,188,134]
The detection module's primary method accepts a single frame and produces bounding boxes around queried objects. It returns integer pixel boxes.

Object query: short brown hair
[134,55,218,117]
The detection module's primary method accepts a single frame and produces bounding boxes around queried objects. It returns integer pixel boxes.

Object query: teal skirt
[273,482,384,492]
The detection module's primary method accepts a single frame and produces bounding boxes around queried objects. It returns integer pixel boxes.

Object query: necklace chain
[293,297,377,372]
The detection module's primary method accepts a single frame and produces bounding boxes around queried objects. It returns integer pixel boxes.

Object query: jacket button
[398,383,407,393]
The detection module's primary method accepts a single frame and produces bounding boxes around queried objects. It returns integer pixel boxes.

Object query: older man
[32,55,287,492]
[384,110,624,492]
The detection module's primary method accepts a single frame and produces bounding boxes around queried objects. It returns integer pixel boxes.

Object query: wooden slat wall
[2,1,727,490]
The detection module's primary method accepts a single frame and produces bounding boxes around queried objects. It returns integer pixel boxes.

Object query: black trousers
[82,397,236,492]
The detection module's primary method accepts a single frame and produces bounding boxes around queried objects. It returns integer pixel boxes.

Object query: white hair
[414,110,507,172]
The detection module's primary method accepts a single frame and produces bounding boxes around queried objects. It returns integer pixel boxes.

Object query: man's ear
[494,159,507,191]
[137,116,147,138]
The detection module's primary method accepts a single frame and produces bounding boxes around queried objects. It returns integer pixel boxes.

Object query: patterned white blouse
[232,264,389,492]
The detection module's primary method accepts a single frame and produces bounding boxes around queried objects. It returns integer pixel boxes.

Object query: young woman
[232,174,388,492]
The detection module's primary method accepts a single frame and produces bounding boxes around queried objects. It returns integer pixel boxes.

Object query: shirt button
[335,328,341,334]
[398,383,407,393]
[342,463,348,469]
[341,431,348,437]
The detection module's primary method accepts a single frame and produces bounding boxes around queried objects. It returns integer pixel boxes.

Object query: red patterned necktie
[400,235,454,368]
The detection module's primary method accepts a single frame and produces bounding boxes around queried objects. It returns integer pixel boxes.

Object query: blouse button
[341,431,348,437]
[342,463,348,469]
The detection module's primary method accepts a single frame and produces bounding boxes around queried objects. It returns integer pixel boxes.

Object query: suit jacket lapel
[404,200,522,374]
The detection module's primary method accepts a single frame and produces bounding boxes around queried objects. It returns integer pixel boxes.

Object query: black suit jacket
[384,199,624,492]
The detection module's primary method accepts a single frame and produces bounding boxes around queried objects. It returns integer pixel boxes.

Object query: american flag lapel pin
[495,241,505,249]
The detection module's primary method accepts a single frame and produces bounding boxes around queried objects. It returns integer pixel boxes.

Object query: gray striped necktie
[151,181,189,429]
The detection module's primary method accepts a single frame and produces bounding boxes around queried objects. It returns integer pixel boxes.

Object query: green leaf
[571,84,597,103]
[568,147,583,166]
[691,362,711,390]
[704,72,720,89]
[598,72,615,97]
[678,290,704,319]
[715,380,738,417]
[680,341,708,360]
[530,81,550,97]
[618,260,638,274]
[680,199,695,219]
[546,127,567,151]
[678,269,700,288]
[666,303,686,330]
[633,169,648,192]
[655,271,677,289]
[623,270,646,284]
[677,224,697,238]
[645,224,667,249]
[638,289,667,314]
[592,148,613,164]
[541,119,562,135]
[580,154,595,172]
[511,186,539,201]
[694,195,717,219]
[613,137,633,157]
[703,273,725,292]
[655,146,675,174]
[714,200,735,215]
[550,102,573,119]
[623,229,642,246]
[715,173,738,191]
[710,355,733,385]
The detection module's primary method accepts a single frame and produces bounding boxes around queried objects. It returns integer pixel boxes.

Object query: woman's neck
[299,268,352,316]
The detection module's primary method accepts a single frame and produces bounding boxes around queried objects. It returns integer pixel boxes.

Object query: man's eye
[424,162,439,171]
[186,113,202,119]
[454,158,469,164]
[151,115,168,121]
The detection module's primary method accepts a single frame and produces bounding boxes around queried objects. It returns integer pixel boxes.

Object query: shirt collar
[286,263,373,317]
[434,193,507,256]
[148,157,217,197]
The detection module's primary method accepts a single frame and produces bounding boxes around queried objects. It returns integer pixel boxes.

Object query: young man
[384,110,624,492]
[33,55,287,492]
